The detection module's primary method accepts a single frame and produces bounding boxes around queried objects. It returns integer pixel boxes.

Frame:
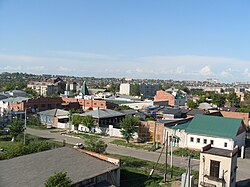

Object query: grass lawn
[110,139,160,151]
[71,132,102,140]
[27,124,49,130]
[109,154,199,180]
[120,167,166,187]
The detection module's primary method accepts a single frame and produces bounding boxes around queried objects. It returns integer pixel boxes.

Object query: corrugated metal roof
[39,109,69,116]
[0,147,119,187]
[79,109,124,119]
[185,115,243,139]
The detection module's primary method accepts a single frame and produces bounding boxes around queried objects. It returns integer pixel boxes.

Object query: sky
[0,0,250,83]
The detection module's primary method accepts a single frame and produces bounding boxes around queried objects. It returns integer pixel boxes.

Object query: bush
[85,138,107,154]
[0,140,55,160]
[45,172,71,187]
[172,148,200,159]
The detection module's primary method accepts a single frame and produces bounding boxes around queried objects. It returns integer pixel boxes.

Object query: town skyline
[1,1,250,82]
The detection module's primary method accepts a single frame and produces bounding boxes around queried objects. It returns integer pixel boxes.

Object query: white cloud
[199,66,212,75]
[0,52,250,82]
[58,66,73,72]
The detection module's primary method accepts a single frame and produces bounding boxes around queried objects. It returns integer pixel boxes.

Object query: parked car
[73,143,84,149]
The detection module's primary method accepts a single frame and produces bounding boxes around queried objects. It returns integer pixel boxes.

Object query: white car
[73,143,84,149]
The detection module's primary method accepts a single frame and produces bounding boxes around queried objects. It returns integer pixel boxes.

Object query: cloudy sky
[0,1,250,83]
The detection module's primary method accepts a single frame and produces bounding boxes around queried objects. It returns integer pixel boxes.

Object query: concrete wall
[199,151,237,187]
[233,131,246,148]
[121,100,153,110]
[186,133,234,150]
[119,83,130,95]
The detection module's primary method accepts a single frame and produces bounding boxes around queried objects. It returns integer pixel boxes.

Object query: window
[190,137,194,142]
[224,142,227,147]
[204,139,207,144]
[210,140,214,145]
[197,138,200,143]
[210,160,220,178]
[94,103,97,105]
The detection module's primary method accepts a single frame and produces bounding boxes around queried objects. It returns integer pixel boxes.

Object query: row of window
[190,137,228,147]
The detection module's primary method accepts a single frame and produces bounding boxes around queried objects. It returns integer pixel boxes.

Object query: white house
[167,115,246,151]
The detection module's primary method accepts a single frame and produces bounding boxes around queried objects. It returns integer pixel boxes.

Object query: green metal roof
[185,115,243,139]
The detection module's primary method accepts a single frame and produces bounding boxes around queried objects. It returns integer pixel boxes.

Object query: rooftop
[79,109,125,119]
[202,147,236,157]
[38,109,69,116]
[0,147,119,187]
[186,115,243,139]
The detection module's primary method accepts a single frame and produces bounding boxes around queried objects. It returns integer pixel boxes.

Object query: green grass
[71,132,102,140]
[172,148,200,160]
[110,139,160,151]
[0,134,65,160]
[120,167,165,187]
[109,154,199,180]
[27,124,49,130]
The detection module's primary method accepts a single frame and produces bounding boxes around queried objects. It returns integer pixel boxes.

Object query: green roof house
[185,115,246,150]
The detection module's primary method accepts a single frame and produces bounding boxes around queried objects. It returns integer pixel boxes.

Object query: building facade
[199,145,238,187]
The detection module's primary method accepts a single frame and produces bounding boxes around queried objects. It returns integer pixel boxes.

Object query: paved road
[27,128,250,184]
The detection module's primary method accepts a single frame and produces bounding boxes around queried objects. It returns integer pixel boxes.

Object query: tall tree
[82,115,94,131]
[9,119,24,141]
[44,172,71,187]
[130,84,140,96]
[71,115,83,131]
[120,116,139,143]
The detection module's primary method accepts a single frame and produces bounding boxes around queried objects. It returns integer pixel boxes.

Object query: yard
[109,154,199,187]
[110,139,161,152]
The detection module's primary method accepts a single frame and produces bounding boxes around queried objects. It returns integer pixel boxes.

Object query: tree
[130,84,140,96]
[120,116,139,143]
[211,93,226,107]
[114,105,132,111]
[71,115,83,131]
[27,117,42,127]
[44,172,71,187]
[9,119,24,141]
[187,100,198,109]
[82,115,94,131]
[23,88,39,98]
[226,92,240,108]
[85,138,107,154]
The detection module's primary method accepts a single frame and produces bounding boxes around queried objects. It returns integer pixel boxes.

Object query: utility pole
[170,133,173,178]
[24,108,27,145]
[164,131,168,182]
[188,156,191,187]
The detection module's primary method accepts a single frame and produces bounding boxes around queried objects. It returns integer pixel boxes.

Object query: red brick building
[154,90,175,106]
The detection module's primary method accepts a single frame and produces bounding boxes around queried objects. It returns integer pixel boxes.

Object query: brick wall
[221,111,249,127]
[154,90,175,106]
[62,97,106,110]
[138,121,165,143]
